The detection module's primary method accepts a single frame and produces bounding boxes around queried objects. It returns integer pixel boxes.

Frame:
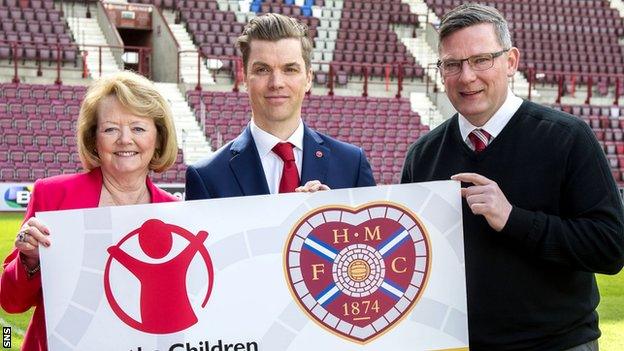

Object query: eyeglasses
[436,49,510,77]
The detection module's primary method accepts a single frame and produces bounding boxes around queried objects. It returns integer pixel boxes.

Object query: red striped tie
[468,129,491,153]
[272,142,300,193]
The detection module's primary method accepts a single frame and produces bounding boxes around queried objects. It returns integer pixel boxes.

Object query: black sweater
[401,101,624,350]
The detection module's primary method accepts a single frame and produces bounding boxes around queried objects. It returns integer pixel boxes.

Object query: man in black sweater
[401,3,624,350]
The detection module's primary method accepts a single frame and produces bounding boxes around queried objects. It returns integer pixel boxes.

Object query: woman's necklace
[102,182,149,206]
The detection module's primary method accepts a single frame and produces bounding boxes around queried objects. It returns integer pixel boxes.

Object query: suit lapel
[301,125,330,184]
[229,126,270,196]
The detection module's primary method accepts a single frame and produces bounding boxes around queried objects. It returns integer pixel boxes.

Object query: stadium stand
[0,0,78,65]
[0,83,85,181]
[1,0,624,189]
[131,0,423,81]
[331,0,423,79]
[554,103,624,183]
[424,0,624,84]
[177,0,243,72]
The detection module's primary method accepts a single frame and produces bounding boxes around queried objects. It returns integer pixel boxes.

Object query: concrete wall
[151,8,179,83]
[432,92,456,120]
[425,22,439,53]
[96,2,124,69]
[424,23,458,121]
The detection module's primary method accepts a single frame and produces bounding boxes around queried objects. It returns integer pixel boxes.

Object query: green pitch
[0,212,622,350]
[597,272,624,350]
[0,212,29,350]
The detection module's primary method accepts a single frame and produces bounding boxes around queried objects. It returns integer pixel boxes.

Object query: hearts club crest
[284,202,431,343]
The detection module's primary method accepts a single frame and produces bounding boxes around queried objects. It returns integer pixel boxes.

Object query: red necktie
[468,129,491,153]
[272,142,300,193]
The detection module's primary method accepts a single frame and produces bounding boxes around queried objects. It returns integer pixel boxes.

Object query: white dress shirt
[250,120,304,194]
[458,88,524,150]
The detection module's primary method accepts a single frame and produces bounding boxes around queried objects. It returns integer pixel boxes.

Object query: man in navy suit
[185,13,375,200]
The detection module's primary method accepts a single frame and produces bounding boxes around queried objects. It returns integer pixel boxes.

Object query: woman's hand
[15,217,51,268]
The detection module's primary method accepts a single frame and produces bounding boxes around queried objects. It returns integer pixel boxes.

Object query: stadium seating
[130,0,422,80]
[554,103,624,184]
[331,0,423,79]
[0,0,78,65]
[179,0,320,72]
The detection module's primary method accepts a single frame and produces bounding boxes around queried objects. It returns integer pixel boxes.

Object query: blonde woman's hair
[76,71,178,173]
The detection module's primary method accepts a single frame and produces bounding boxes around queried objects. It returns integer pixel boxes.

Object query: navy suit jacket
[185,124,375,200]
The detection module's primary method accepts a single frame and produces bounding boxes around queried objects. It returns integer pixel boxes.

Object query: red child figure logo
[104,219,214,334]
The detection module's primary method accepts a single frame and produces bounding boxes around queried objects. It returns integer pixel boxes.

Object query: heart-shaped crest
[284,202,431,343]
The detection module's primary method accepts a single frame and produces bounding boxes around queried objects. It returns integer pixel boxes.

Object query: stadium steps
[162,9,216,85]
[62,1,91,18]
[154,83,213,165]
[511,71,540,100]
[410,92,444,128]
[401,34,445,93]
[66,17,122,78]
[402,0,441,27]
[609,0,624,18]
[215,0,243,12]
[312,1,341,75]
[211,0,258,24]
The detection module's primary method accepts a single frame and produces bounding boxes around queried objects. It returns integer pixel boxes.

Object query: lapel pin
[315,150,323,158]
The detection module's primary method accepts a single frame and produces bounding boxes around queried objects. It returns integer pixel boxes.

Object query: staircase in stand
[154,83,213,164]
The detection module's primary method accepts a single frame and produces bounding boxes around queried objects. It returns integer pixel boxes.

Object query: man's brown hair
[236,13,313,73]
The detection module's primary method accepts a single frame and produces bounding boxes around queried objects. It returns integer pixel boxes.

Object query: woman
[0,71,179,351]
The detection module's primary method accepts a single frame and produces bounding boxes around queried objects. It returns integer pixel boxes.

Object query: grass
[597,272,624,350]
[0,212,31,350]
[0,212,622,350]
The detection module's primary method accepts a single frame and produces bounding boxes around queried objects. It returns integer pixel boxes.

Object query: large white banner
[38,181,468,351]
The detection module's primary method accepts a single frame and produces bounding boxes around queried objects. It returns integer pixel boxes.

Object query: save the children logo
[284,202,431,344]
[103,219,214,334]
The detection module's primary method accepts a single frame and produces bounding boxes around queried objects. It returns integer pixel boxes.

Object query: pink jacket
[0,168,177,351]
